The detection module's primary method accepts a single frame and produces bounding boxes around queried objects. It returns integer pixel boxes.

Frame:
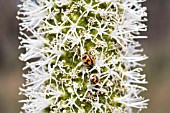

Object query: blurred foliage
[0,0,170,113]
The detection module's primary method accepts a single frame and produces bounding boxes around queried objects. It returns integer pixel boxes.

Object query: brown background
[0,0,170,113]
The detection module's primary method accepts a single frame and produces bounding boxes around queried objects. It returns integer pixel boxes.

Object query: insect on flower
[90,74,101,95]
[82,52,95,68]
[90,74,100,85]
[18,0,148,112]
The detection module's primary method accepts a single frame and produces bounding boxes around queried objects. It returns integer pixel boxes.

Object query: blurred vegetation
[0,0,170,113]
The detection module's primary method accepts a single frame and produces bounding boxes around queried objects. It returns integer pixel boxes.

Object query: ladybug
[90,74,100,84]
[90,74,101,95]
[82,52,95,68]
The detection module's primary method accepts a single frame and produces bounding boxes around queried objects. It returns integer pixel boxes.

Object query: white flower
[18,0,149,113]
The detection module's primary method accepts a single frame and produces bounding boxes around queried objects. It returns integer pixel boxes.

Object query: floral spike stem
[17,0,149,113]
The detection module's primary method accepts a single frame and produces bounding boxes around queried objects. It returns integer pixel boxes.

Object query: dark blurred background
[0,0,170,113]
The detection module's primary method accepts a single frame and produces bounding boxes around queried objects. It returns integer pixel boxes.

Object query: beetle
[82,52,95,68]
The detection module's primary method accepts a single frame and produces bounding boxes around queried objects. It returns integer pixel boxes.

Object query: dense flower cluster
[17,0,148,113]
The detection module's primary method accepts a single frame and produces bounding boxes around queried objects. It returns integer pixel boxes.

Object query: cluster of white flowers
[17,0,148,113]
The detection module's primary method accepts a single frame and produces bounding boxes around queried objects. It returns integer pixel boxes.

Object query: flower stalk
[17,0,149,113]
